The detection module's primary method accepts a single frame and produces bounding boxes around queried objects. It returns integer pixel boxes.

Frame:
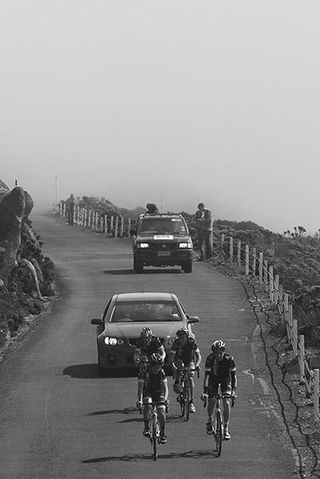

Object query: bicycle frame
[177,367,199,421]
[138,401,164,461]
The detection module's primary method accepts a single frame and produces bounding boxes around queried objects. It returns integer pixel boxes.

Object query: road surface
[0,212,298,478]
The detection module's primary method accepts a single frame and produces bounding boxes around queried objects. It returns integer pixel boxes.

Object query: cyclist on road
[169,328,201,413]
[133,327,166,376]
[137,353,169,444]
[202,339,237,440]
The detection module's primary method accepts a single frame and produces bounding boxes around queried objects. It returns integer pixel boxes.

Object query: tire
[185,383,190,421]
[152,423,158,460]
[183,260,192,273]
[214,410,222,457]
[133,256,143,273]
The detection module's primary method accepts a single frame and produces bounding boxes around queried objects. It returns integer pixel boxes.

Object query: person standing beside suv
[194,203,213,260]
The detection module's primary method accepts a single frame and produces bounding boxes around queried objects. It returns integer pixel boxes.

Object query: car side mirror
[91,318,102,325]
[187,316,199,324]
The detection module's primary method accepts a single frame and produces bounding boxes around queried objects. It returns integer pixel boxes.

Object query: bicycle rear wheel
[214,410,222,456]
[185,383,190,421]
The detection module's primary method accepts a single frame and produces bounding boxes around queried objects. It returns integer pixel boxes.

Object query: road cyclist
[169,328,201,413]
[201,339,237,441]
[133,327,166,376]
[137,352,169,446]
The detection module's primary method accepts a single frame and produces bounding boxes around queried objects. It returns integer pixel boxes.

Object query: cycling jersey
[205,353,236,379]
[171,337,199,365]
[205,353,236,397]
[135,336,163,358]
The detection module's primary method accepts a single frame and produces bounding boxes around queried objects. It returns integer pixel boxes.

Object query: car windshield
[138,218,187,236]
[110,301,182,323]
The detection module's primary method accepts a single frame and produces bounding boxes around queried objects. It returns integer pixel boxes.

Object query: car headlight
[179,242,192,248]
[137,243,149,248]
[104,337,125,345]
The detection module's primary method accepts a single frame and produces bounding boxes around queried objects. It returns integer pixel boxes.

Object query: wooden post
[120,216,124,237]
[237,239,241,267]
[298,335,305,384]
[221,234,225,253]
[127,218,131,238]
[274,274,279,304]
[264,260,268,292]
[229,237,233,263]
[259,252,263,284]
[314,369,320,420]
[114,217,119,238]
[269,265,274,303]
[104,215,108,234]
[245,244,249,276]
[110,215,114,233]
[284,294,289,335]
[252,247,257,277]
[293,319,298,355]
[289,303,294,344]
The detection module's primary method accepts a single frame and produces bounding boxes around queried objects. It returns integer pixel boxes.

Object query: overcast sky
[1,1,319,233]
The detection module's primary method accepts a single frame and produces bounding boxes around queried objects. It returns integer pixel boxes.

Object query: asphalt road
[0,212,299,479]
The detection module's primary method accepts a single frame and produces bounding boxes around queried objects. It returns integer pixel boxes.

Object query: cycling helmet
[211,340,226,351]
[140,327,153,338]
[176,328,189,338]
[150,353,164,366]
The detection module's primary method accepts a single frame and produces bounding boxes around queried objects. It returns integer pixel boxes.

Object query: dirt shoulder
[214,259,320,479]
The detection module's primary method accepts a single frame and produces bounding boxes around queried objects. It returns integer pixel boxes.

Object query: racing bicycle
[201,388,236,457]
[176,366,200,421]
[138,401,168,461]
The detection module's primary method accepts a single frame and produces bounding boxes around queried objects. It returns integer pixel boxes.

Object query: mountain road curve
[0,212,299,479]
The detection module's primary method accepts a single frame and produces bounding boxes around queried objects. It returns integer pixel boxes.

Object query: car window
[110,301,182,322]
[138,218,187,236]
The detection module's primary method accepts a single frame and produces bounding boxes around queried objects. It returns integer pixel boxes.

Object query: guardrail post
[298,335,305,384]
[221,233,225,250]
[127,218,131,237]
[120,216,124,237]
[114,217,119,238]
[252,247,256,277]
[314,369,319,420]
[284,293,289,331]
[229,237,233,263]
[264,260,268,292]
[259,252,263,284]
[110,215,114,234]
[237,240,241,267]
[288,303,294,344]
[293,319,298,355]
[274,274,279,305]
[269,265,274,303]
[245,245,249,276]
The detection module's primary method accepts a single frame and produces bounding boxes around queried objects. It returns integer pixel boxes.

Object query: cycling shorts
[207,377,232,398]
[174,359,195,376]
[143,394,165,405]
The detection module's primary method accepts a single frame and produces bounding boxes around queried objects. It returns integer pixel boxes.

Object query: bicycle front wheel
[214,410,222,457]
[152,423,159,460]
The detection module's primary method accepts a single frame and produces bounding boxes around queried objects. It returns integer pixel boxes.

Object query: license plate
[157,251,171,256]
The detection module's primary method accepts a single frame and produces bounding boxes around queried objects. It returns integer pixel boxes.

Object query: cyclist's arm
[203,368,210,393]
[162,378,169,402]
[133,347,142,364]
[137,377,144,402]
[194,347,202,368]
[168,349,176,368]
[158,344,166,362]
[231,369,237,391]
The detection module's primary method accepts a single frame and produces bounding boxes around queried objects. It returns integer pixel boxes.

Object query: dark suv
[130,213,194,273]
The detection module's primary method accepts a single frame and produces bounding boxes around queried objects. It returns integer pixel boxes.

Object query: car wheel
[133,256,143,273]
[183,261,192,273]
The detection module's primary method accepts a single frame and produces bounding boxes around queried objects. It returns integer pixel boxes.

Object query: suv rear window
[138,217,187,236]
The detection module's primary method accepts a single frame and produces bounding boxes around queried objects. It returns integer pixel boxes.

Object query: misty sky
[1,1,320,233]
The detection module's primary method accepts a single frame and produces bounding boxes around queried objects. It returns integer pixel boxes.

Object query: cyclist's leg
[142,396,152,436]
[221,381,232,439]
[187,362,196,411]
[156,396,167,443]
[206,380,218,433]
[173,359,183,392]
